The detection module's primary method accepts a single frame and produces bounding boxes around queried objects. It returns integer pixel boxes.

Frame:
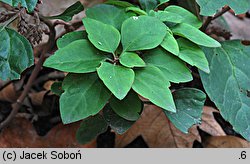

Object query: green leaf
[177,0,200,19]
[46,1,84,22]
[121,15,166,52]
[149,10,184,24]
[86,4,132,30]
[164,88,206,133]
[51,81,63,96]
[143,47,192,83]
[110,90,142,121]
[0,27,33,81]
[177,38,210,73]
[105,0,135,8]
[44,40,106,73]
[126,7,148,15]
[196,0,250,16]
[132,65,176,112]
[0,0,38,12]
[158,0,170,5]
[83,18,120,53]
[76,114,108,144]
[161,30,179,55]
[120,52,146,68]
[164,5,202,28]
[199,41,250,141]
[103,105,134,134]
[139,0,170,12]
[97,62,135,100]
[57,31,87,49]
[171,23,221,48]
[60,73,111,124]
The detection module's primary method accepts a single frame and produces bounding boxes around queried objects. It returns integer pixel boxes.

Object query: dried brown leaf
[115,105,199,148]
[28,91,48,106]
[203,136,250,148]
[115,106,226,148]
[199,107,226,136]
[0,83,19,103]
[0,118,95,148]
[43,80,55,91]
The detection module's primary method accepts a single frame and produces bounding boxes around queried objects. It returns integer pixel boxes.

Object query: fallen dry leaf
[0,118,96,148]
[0,83,19,103]
[115,106,226,148]
[115,105,200,148]
[199,107,226,136]
[28,91,49,106]
[43,80,55,91]
[203,136,250,148]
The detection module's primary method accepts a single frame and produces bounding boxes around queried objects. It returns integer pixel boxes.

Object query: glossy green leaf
[60,73,111,124]
[132,65,176,112]
[97,62,135,100]
[110,90,142,121]
[164,88,206,133]
[143,47,192,83]
[177,38,210,73]
[51,81,63,96]
[76,114,108,144]
[103,105,134,134]
[57,31,87,49]
[126,7,148,15]
[83,18,120,53]
[161,31,179,55]
[0,27,33,81]
[172,23,221,48]
[44,40,106,73]
[164,5,202,28]
[86,4,132,30]
[105,0,134,8]
[199,41,250,141]
[120,52,146,68]
[47,1,84,22]
[139,0,170,12]
[196,0,250,16]
[0,0,38,12]
[121,16,166,52]
[149,10,184,23]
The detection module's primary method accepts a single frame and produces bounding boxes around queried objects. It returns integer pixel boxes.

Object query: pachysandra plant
[43,0,220,142]
[1,0,250,144]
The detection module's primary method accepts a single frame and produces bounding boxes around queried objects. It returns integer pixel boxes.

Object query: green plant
[0,0,250,144]
[44,0,219,138]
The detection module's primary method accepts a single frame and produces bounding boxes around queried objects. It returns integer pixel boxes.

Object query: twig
[55,20,83,40]
[33,71,65,87]
[201,6,231,32]
[0,18,56,130]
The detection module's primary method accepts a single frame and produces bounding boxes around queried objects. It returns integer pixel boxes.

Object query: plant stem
[201,6,231,32]
[0,18,56,130]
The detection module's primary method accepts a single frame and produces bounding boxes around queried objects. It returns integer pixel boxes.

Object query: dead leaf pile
[0,118,96,148]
